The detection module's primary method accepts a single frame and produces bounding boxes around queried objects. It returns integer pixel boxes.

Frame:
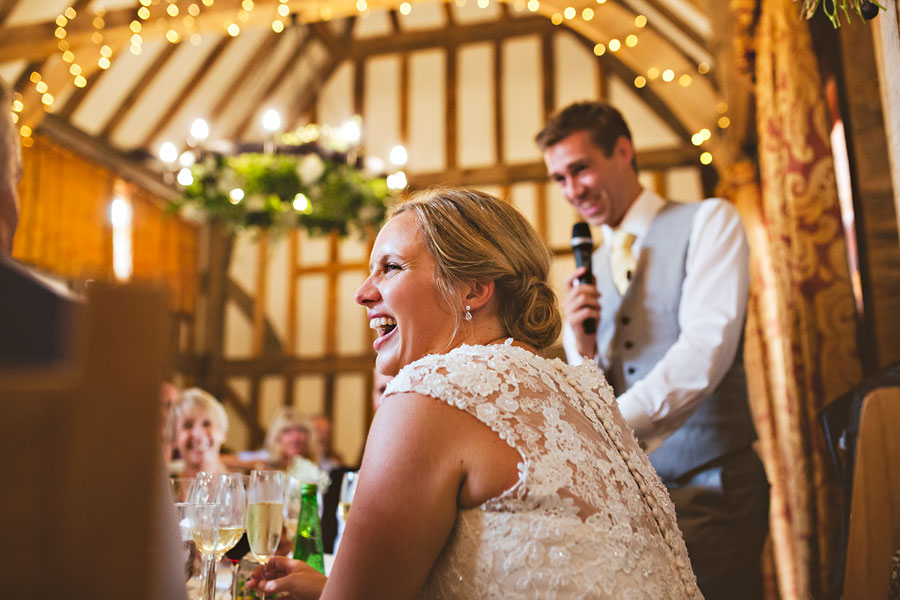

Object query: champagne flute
[334,470,358,554]
[247,470,285,600]
[188,473,247,599]
[182,502,220,600]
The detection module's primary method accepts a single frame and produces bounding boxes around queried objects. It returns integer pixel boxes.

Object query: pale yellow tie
[610,230,637,295]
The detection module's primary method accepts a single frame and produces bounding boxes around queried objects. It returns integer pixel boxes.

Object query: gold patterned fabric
[720,1,864,598]
[14,135,199,315]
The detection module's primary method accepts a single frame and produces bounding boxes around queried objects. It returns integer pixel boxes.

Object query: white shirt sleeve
[615,199,750,452]
[562,321,587,366]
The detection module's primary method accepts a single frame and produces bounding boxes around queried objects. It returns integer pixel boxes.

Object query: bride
[248,188,701,599]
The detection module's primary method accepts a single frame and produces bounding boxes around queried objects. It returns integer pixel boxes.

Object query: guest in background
[537,101,768,599]
[265,406,318,470]
[168,387,229,479]
[310,414,344,471]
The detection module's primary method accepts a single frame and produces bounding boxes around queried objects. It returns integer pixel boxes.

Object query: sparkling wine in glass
[178,502,219,600]
[189,473,248,599]
[247,470,285,600]
[334,470,358,554]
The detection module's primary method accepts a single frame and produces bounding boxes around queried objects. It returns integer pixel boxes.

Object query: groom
[537,101,769,599]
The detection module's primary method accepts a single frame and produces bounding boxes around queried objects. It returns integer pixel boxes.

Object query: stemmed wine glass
[282,475,303,546]
[247,470,285,600]
[176,502,220,600]
[334,470,359,554]
[189,473,248,600]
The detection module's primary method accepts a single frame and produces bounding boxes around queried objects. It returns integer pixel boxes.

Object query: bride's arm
[321,391,469,599]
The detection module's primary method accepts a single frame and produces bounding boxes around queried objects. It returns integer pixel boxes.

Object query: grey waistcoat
[593,200,757,481]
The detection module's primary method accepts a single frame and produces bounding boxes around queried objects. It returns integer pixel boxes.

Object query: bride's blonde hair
[391,187,561,349]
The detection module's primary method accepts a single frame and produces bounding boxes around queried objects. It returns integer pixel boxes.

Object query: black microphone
[570,222,597,335]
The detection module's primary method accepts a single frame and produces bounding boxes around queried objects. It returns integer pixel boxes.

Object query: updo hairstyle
[392,188,562,349]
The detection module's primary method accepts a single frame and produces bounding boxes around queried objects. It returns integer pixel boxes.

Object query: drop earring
[465,305,472,321]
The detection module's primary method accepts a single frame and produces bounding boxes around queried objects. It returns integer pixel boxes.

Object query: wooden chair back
[843,386,900,599]
[0,283,186,599]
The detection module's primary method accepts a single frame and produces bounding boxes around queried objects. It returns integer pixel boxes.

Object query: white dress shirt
[563,190,750,452]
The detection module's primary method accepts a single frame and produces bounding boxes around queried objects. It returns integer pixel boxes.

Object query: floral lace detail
[385,342,700,599]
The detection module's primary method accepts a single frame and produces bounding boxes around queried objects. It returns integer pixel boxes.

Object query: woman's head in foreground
[356,187,561,375]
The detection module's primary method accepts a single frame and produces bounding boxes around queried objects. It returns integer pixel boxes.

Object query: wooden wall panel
[363,55,402,171]
[408,49,446,171]
[457,42,495,168]
[502,36,543,164]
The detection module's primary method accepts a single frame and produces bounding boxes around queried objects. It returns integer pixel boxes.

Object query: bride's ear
[462,280,495,312]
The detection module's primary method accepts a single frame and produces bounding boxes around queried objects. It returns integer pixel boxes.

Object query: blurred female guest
[168,387,229,479]
[249,188,701,599]
[265,406,318,470]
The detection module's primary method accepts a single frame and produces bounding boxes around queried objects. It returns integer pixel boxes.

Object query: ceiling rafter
[0,0,260,62]
[11,0,95,131]
[58,53,111,119]
[405,146,697,190]
[348,14,555,58]
[99,41,182,141]
[284,17,356,131]
[309,21,342,56]
[230,27,315,140]
[0,0,21,27]
[570,30,692,141]
[620,0,708,50]
[138,34,234,150]
[388,8,401,32]
[206,30,284,135]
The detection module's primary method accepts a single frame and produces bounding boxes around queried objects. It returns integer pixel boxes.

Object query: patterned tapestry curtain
[722,0,864,598]
[14,134,199,316]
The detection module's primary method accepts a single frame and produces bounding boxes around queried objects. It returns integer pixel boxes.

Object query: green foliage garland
[169,149,393,237]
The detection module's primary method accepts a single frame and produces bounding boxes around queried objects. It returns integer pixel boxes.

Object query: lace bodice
[385,341,701,599]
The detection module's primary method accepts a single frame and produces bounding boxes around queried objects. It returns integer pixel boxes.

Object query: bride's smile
[355,210,463,377]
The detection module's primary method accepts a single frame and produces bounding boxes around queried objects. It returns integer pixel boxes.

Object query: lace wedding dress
[385,340,701,600]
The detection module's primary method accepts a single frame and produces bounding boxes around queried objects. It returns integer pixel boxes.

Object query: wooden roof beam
[138,34,234,150]
[0,0,21,27]
[231,28,315,140]
[99,41,181,141]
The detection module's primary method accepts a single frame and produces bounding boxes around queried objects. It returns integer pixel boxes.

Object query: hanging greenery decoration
[798,0,885,27]
[169,149,392,237]
[168,119,398,237]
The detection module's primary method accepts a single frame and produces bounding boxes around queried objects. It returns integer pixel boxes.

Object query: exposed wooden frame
[206,30,284,130]
[99,41,181,141]
[230,27,314,140]
[540,31,554,119]
[405,147,697,190]
[0,0,21,27]
[58,57,110,119]
[284,18,356,131]
[445,45,458,170]
[139,34,234,149]
[349,15,554,59]
[493,38,504,165]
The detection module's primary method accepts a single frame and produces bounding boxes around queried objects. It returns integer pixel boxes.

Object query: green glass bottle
[292,483,325,574]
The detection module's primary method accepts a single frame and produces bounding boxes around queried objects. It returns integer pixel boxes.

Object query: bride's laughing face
[355,211,461,376]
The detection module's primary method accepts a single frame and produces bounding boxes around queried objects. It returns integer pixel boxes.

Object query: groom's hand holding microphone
[565,222,600,361]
